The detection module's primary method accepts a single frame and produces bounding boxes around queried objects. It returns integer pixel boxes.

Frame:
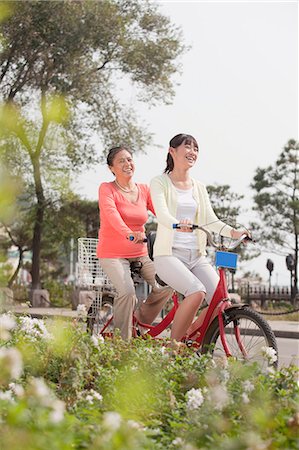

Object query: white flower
[0,347,23,379]
[91,334,104,347]
[8,382,24,397]
[19,316,50,340]
[49,399,65,424]
[172,437,184,446]
[242,392,250,404]
[28,378,53,407]
[242,380,255,393]
[103,411,122,431]
[210,385,229,411]
[0,313,16,340]
[80,388,103,404]
[220,369,230,384]
[90,389,103,401]
[266,366,275,375]
[186,388,204,410]
[261,346,277,364]
[76,304,87,317]
[28,378,65,423]
[127,419,141,429]
[0,390,15,403]
[85,395,94,404]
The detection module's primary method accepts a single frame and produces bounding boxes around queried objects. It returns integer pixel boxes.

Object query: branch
[3,224,19,248]
[34,93,49,158]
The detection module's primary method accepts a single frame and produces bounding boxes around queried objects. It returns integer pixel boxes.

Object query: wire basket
[77,238,115,291]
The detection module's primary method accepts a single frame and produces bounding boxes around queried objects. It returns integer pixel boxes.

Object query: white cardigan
[150,174,234,257]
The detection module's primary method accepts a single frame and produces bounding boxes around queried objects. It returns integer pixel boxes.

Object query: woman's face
[170,140,199,169]
[109,149,135,179]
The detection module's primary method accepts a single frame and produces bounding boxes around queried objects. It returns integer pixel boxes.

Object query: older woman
[150,133,250,343]
[97,145,172,340]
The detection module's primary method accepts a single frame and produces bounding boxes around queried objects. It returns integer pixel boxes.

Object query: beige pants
[99,256,173,339]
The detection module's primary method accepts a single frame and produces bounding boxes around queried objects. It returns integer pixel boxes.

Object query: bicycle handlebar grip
[128,235,147,242]
[172,223,198,229]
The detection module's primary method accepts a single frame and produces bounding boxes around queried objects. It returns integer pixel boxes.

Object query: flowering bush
[0,312,298,449]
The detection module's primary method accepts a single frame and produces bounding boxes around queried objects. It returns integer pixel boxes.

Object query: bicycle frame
[184,267,244,357]
[99,264,246,358]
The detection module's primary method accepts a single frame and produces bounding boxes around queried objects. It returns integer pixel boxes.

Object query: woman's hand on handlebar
[176,218,194,233]
[230,229,252,241]
[127,231,146,243]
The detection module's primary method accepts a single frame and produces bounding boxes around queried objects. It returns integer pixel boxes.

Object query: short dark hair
[164,134,198,173]
[106,146,132,167]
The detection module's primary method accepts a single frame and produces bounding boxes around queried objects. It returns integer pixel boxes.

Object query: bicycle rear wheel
[86,293,114,336]
[202,306,278,369]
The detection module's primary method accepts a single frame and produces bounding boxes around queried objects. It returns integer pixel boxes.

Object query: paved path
[5,306,299,339]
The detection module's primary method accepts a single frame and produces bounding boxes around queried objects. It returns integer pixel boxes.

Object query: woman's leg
[190,255,220,303]
[154,252,206,341]
[99,258,136,340]
[135,256,173,325]
[170,291,205,341]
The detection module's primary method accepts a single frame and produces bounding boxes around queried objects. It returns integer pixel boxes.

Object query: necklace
[114,179,136,193]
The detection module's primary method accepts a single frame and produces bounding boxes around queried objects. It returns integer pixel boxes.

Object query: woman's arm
[145,185,155,216]
[150,177,179,228]
[201,185,249,239]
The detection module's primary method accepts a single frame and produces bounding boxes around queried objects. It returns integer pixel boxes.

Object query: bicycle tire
[202,306,278,369]
[86,294,114,335]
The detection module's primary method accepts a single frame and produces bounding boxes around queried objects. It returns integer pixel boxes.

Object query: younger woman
[150,133,249,342]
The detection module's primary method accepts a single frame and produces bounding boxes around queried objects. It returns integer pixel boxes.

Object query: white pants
[154,247,219,303]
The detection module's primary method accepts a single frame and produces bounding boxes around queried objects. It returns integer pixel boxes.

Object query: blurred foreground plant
[0,313,298,449]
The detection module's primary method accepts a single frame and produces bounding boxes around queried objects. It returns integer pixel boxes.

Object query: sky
[75,0,298,286]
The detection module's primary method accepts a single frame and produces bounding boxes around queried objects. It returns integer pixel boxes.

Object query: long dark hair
[106,145,132,167]
[164,133,198,173]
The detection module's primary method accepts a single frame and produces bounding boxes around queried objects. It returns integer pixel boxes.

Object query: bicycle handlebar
[172,224,253,251]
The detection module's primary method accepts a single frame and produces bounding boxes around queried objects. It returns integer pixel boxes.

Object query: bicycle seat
[146,231,156,260]
[146,231,167,287]
[130,260,143,275]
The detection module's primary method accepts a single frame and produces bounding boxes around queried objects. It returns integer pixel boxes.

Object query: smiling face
[109,149,135,180]
[169,139,199,170]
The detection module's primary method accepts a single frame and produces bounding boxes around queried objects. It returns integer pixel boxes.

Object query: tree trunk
[8,247,24,288]
[293,232,298,305]
[30,155,45,291]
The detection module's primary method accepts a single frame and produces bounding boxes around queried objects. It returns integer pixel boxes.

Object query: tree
[0,0,185,290]
[1,210,33,288]
[207,184,244,226]
[251,139,299,300]
[40,197,99,281]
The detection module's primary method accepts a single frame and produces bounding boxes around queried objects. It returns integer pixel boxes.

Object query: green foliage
[251,139,299,295]
[0,313,298,449]
[0,0,185,288]
[0,250,12,287]
[207,184,244,225]
[206,184,257,263]
[251,139,299,253]
[0,0,185,152]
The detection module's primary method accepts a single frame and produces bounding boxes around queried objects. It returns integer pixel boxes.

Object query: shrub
[0,313,298,449]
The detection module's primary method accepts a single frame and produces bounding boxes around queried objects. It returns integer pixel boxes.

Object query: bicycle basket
[77,238,114,289]
[215,251,238,269]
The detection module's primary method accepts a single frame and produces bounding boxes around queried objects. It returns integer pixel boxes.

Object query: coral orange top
[97,182,155,258]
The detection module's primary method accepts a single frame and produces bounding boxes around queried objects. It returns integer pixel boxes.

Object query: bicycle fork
[218,301,248,359]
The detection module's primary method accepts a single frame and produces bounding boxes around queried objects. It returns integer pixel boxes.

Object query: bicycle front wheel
[202,306,278,369]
